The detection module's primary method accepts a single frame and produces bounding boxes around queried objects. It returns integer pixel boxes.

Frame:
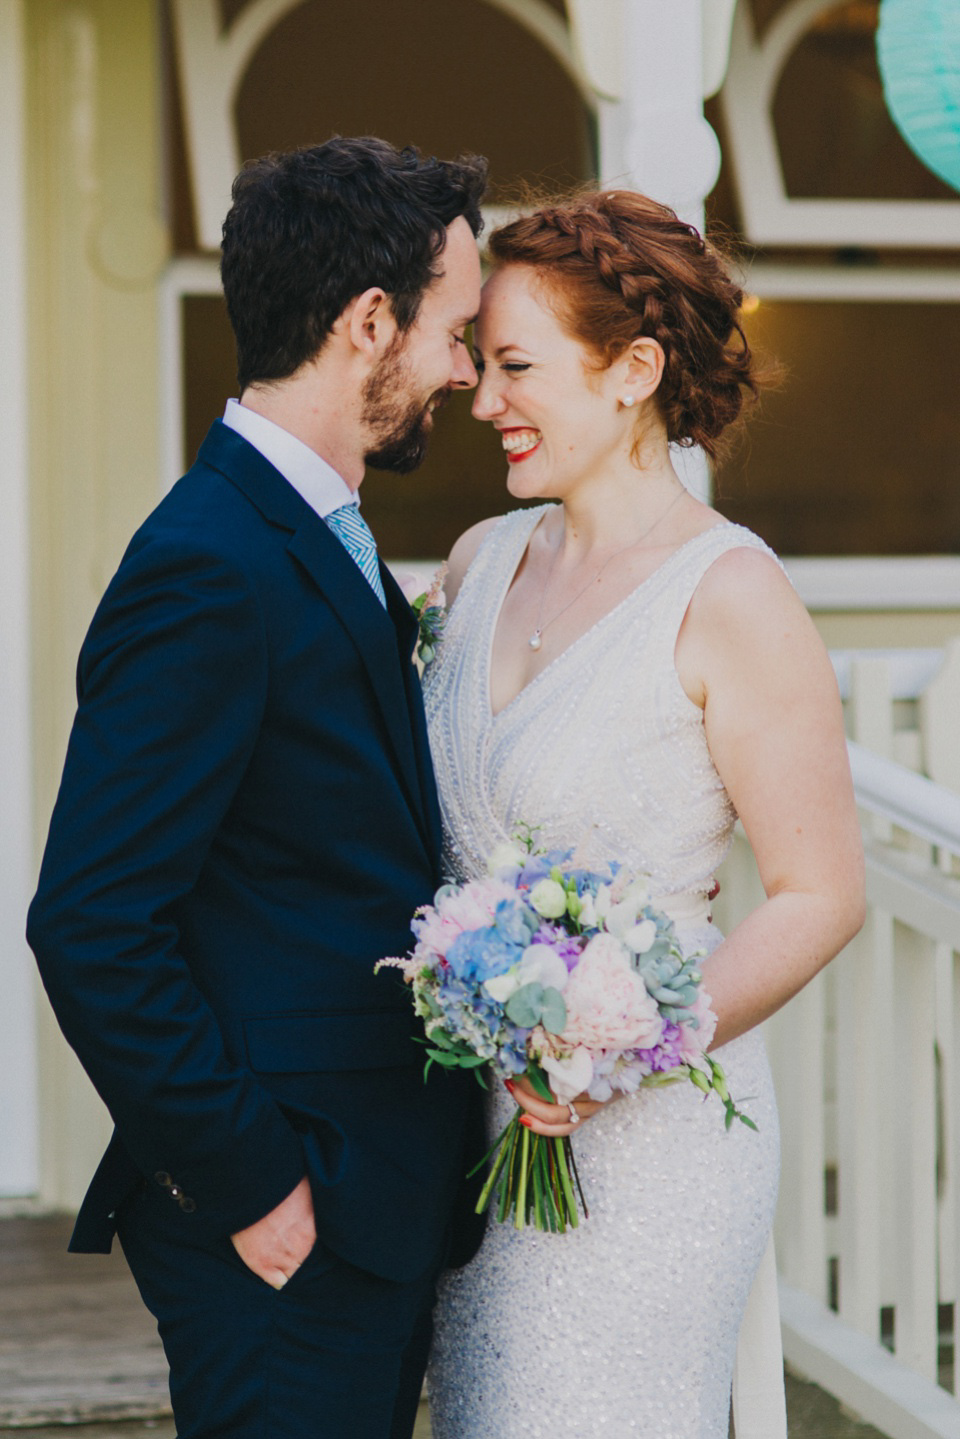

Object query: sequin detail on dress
[424,507,782,1439]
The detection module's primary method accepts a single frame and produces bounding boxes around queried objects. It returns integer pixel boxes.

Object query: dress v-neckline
[486,505,732,723]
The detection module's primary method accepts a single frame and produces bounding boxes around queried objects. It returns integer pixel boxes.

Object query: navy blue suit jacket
[28,422,483,1283]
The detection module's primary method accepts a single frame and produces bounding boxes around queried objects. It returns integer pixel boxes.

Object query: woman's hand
[505,1076,613,1136]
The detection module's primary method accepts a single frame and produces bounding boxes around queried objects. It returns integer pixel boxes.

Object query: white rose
[487,839,527,876]
[529,878,568,919]
[605,885,651,940]
[516,943,569,992]
[483,970,522,1003]
[604,901,637,940]
[621,879,650,909]
[624,919,657,954]
[540,1044,594,1103]
[577,892,597,928]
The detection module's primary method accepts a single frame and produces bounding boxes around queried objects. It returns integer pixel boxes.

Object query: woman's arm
[677,546,865,1048]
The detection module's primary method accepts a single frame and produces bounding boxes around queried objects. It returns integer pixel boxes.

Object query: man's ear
[341,287,397,358]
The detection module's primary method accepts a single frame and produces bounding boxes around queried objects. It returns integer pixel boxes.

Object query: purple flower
[535,923,582,970]
[636,1021,686,1073]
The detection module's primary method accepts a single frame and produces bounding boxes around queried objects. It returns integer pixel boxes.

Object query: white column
[598,0,720,499]
[0,0,39,1197]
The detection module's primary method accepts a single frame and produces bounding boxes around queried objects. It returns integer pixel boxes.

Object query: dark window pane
[716,300,960,555]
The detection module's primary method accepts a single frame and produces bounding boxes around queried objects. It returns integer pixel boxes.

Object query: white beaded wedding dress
[424,504,787,1439]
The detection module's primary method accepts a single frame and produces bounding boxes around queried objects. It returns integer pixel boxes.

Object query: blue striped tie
[324,502,387,608]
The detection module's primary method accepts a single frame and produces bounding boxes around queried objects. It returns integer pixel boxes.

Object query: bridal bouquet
[378,826,755,1233]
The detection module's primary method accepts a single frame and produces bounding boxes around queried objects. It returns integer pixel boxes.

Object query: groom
[28,137,487,1438]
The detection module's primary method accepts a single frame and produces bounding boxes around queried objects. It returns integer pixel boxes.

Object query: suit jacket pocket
[243,1009,422,1074]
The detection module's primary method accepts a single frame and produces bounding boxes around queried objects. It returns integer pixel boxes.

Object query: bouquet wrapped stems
[468,1064,588,1231]
[470,1054,748,1231]
[473,1105,586,1232]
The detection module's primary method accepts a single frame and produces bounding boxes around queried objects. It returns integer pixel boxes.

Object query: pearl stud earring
[620,395,636,408]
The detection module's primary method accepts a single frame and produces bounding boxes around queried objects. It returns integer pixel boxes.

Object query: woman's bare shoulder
[445,515,507,606]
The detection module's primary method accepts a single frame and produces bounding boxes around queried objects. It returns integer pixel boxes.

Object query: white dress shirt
[222,399,358,518]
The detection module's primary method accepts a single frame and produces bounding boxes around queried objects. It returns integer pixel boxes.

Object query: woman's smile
[499,426,543,462]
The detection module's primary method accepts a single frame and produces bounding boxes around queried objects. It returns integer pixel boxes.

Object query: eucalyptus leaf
[539,986,567,1035]
[505,981,545,1029]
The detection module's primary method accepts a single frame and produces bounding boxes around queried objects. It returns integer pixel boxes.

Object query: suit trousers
[116,1182,441,1439]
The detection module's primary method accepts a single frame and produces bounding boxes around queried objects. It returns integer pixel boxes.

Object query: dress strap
[648,523,782,663]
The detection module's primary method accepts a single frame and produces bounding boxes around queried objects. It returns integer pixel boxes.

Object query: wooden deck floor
[0,1214,885,1436]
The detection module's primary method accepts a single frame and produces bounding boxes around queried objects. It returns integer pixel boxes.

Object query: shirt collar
[222,399,358,519]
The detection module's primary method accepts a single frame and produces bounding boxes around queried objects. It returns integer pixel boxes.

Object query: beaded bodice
[424,504,776,897]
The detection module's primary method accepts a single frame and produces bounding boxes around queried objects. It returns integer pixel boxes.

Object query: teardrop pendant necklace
[528,484,686,651]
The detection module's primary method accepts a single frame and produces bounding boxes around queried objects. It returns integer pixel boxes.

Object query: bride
[423,190,864,1437]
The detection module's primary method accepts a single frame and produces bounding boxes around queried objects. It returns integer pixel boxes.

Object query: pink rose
[560,933,664,1051]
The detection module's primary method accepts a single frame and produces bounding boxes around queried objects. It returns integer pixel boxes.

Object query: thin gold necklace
[528,485,686,651]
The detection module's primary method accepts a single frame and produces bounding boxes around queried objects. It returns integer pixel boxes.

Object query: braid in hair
[487,191,759,461]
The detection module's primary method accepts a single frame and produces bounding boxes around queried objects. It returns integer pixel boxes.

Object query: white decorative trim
[720,0,960,248]
[0,0,38,1197]
[744,262,960,303]
[171,0,598,252]
[170,0,311,251]
[700,0,738,99]
[158,257,223,489]
[785,557,960,611]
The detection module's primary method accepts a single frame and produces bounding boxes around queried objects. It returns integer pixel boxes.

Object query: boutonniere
[397,563,448,674]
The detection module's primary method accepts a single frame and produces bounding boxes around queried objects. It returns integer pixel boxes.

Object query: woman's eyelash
[502,362,531,373]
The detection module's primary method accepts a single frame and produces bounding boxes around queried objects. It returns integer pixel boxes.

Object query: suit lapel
[286,520,432,849]
[382,566,444,869]
[200,422,432,852]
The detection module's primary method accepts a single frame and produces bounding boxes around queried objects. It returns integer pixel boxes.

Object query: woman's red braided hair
[487,190,761,462]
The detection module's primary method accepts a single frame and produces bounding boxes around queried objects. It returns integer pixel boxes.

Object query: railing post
[775,969,828,1305]
[835,912,892,1339]
[894,924,940,1381]
[921,637,960,794]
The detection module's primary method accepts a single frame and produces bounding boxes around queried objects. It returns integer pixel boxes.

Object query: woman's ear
[617,337,665,407]
[341,287,397,358]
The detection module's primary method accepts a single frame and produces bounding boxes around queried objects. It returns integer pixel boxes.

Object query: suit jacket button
[178,1196,197,1213]
[154,1171,172,1188]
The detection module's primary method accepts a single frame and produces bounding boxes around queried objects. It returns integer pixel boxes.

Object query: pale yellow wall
[809,611,960,651]
[27,0,168,1209]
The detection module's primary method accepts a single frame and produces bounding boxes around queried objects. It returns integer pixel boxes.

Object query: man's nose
[451,347,478,389]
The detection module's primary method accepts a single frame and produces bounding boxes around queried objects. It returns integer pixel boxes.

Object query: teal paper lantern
[877,0,960,194]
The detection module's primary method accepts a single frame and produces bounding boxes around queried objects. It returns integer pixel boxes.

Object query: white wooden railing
[717,639,960,1438]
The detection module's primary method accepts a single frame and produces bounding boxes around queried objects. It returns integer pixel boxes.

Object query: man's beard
[362,336,449,474]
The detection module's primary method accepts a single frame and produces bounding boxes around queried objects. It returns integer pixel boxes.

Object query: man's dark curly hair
[220,136,488,391]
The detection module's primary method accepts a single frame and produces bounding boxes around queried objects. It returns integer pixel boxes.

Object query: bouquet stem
[475,1110,584,1232]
